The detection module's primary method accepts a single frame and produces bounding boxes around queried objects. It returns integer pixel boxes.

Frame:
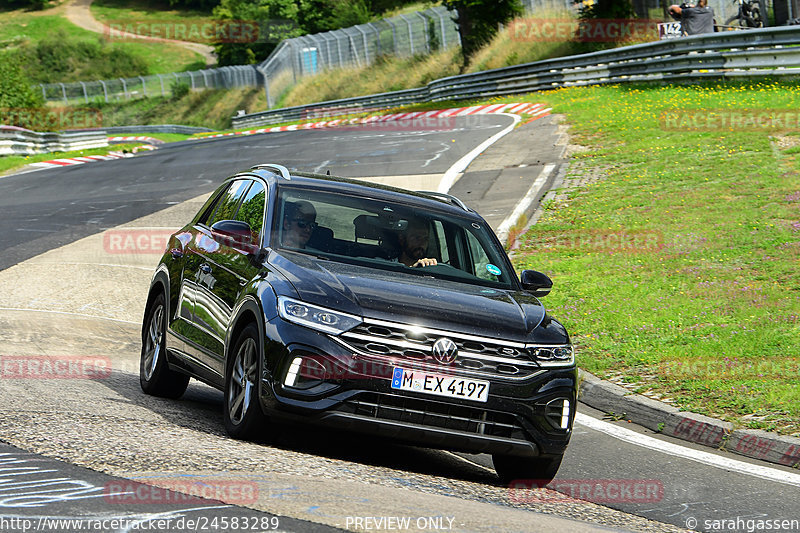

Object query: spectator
[669,0,716,35]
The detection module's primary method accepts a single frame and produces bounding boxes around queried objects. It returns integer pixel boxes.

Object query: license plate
[390,367,490,402]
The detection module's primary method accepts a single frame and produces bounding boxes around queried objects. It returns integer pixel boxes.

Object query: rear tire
[223,323,265,440]
[492,453,564,485]
[140,292,190,398]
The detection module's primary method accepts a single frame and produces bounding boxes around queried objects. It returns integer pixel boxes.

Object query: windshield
[273,187,517,290]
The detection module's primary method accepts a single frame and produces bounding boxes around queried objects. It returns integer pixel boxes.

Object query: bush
[0,54,44,111]
[170,80,191,99]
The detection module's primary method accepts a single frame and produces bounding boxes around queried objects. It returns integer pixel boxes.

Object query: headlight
[530,344,574,367]
[277,296,362,335]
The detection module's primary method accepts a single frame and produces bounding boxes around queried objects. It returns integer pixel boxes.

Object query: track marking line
[495,163,556,242]
[437,113,522,194]
[576,413,800,488]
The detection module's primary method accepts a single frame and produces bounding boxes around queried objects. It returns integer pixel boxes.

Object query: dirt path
[64,0,216,66]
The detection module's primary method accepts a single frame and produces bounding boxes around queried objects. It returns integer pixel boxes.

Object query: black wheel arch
[142,267,170,343]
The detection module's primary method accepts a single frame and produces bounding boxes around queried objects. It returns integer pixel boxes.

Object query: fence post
[188,71,196,89]
[368,22,381,55]
[119,78,128,99]
[40,84,46,101]
[387,18,399,55]
[201,70,209,88]
[256,65,272,109]
[157,74,165,96]
[79,82,88,104]
[433,8,447,49]
[100,80,108,103]
[355,25,370,65]
[60,83,68,105]
[139,76,147,97]
[335,32,344,68]
[399,14,414,55]
[415,12,430,54]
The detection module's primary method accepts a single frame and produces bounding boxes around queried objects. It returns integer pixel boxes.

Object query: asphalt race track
[1,115,799,533]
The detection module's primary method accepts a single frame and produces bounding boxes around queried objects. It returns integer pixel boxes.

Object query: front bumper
[259,319,577,458]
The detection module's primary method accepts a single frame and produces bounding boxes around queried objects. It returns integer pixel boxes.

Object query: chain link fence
[256,6,461,109]
[37,0,754,107]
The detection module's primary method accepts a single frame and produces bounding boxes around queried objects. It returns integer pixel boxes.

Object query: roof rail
[251,163,292,180]
[417,191,470,212]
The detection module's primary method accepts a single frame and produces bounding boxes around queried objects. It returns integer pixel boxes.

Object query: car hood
[270,252,546,342]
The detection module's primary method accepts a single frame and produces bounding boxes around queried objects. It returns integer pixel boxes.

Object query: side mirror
[210,220,259,253]
[520,270,553,298]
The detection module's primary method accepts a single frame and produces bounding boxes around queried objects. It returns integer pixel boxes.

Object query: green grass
[0,143,141,176]
[90,0,213,27]
[0,7,205,79]
[503,81,800,436]
[90,86,266,130]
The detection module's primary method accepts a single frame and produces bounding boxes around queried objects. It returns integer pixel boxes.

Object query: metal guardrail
[71,125,214,135]
[0,127,108,156]
[233,26,800,129]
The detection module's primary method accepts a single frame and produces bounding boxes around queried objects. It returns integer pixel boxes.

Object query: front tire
[140,292,190,398]
[492,453,564,485]
[224,323,265,439]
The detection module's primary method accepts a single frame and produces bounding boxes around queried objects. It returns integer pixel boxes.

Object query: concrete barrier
[0,126,108,156]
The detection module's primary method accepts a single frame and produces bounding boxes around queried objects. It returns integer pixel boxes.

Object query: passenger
[397,218,438,268]
[669,0,715,35]
[282,201,317,249]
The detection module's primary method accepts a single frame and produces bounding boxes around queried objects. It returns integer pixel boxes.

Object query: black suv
[140,164,576,482]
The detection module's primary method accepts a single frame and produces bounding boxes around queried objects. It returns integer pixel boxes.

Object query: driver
[398,218,437,268]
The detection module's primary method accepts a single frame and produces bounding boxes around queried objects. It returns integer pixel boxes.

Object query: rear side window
[206,179,251,227]
[235,181,266,241]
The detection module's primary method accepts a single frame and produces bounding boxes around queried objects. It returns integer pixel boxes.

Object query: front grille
[337,319,546,380]
[339,393,528,440]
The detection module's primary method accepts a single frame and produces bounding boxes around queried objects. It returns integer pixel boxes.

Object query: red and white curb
[197,102,551,140]
[108,136,164,145]
[30,151,133,169]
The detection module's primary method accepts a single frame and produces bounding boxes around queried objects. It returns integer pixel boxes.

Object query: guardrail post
[99,80,108,103]
[60,83,68,105]
[157,74,165,96]
[139,76,147,97]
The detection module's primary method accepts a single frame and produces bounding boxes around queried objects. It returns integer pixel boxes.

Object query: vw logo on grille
[431,337,458,365]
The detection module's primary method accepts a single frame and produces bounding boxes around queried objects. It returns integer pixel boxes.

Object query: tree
[213,0,303,65]
[579,0,635,20]
[442,0,523,68]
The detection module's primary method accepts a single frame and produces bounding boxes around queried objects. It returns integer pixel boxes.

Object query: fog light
[284,357,303,387]
[545,397,572,430]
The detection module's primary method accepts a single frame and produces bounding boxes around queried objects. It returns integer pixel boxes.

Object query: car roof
[244,166,479,219]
